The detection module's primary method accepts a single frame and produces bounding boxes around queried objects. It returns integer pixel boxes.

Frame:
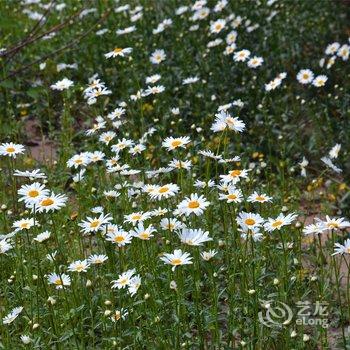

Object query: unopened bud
[303,334,310,342]
[47,296,56,305]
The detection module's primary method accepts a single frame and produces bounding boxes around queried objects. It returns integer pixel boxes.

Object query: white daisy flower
[104,47,132,59]
[177,228,212,246]
[296,69,314,84]
[50,78,74,91]
[162,136,190,151]
[236,212,264,231]
[47,273,71,289]
[160,249,193,271]
[177,193,210,216]
[2,306,23,325]
[0,142,25,158]
[111,269,136,289]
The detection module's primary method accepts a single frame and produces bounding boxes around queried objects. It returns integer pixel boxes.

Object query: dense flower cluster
[0,0,349,348]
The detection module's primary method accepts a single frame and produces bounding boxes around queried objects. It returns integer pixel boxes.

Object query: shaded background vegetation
[0,0,349,197]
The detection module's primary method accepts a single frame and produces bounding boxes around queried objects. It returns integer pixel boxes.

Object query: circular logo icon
[258,300,293,328]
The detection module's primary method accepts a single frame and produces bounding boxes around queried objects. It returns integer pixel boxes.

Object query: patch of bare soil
[24,117,57,163]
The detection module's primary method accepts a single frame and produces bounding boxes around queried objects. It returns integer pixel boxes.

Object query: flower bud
[104,310,112,316]
[47,296,56,305]
[303,334,310,342]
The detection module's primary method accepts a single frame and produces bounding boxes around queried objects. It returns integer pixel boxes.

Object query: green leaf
[0,80,14,89]
[27,87,42,99]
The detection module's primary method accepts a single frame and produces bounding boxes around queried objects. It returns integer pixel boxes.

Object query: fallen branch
[0,8,112,82]
[0,6,85,59]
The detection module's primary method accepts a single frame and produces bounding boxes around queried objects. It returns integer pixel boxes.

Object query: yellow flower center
[114,236,125,243]
[159,186,169,193]
[255,196,265,201]
[227,194,237,200]
[119,278,128,285]
[131,214,141,220]
[303,73,309,79]
[90,220,100,228]
[74,159,83,164]
[114,47,123,53]
[188,200,200,209]
[28,190,39,198]
[230,170,242,177]
[113,311,121,321]
[328,222,339,229]
[226,117,235,125]
[272,220,283,228]
[6,147,15,153]
[140,232,150,239]
[75,264,84,272]
[245,218,256,226]
[171,140,182,148]
[20,223,30,229]
[54,278,62,286]
[215,24,222,31]
[41,198,54,207]
[171,258,182,266]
